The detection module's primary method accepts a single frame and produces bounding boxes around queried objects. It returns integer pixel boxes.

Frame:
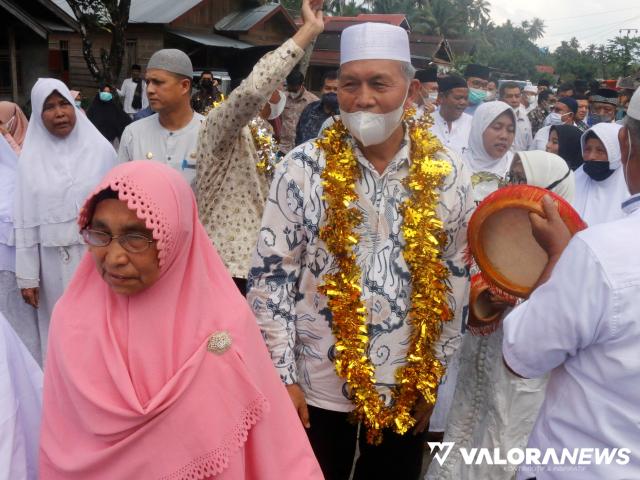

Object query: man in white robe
[430,75,472,159]
[500,81,532,151]
[502,87,640,480]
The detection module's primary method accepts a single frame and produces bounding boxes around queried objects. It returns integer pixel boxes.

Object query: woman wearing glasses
[39,161,323,479]
[13,78,117,364]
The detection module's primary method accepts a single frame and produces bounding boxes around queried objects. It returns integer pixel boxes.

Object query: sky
[488,0,640,50]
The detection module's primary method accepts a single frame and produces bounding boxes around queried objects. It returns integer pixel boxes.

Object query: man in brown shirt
[279,70,319,154]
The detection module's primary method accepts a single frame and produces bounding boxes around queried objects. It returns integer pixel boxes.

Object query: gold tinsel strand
[210,95,277,175]
[248,118,279,175]
[315,110,453,444]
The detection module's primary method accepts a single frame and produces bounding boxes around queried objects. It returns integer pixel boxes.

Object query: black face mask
[201,79,213,90]
[322,92,339,114]
[583,160,614,181]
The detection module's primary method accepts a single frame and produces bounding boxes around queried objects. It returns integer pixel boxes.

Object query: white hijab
[580,122,622,169]
[573,122,629,226]
[516,150,575,202]
[0,135,17,247]
[464,101,515,176]
[14,78,117,247]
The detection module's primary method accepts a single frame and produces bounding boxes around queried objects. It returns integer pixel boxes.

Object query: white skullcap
[147,49,194,78]
[340,23,410,65]
[627,87,640,121]
[524,83,537,93]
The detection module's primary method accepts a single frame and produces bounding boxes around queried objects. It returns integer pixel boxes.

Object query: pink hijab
[0,101,28,152]
[40,161,322,479]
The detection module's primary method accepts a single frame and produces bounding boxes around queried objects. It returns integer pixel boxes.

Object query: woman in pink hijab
[0,101,28,153]
[40,161,324,479]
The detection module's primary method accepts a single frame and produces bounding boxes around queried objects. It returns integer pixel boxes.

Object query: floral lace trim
[78,175,174,268]
[162,395,269,480]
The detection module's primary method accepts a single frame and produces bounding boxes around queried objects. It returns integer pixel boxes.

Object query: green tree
[473,19,549,79]
[66,0,132,85]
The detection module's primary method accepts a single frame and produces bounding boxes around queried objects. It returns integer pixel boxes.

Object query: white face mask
[289,88,304,100]
[544,112,569,126]
[267,91,286,120]
[341,93,407,147]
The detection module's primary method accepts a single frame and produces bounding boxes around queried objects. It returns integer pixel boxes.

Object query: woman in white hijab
[14,78,117,362]
[573,122,629,226]
[464,101,516,202]
[0,135,41,364]
[427,150,577,480]
[510,150,575,202]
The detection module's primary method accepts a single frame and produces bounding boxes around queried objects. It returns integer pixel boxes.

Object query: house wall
[49,25,164,98]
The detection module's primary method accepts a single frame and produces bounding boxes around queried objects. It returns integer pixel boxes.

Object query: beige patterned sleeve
[196,39,304,176]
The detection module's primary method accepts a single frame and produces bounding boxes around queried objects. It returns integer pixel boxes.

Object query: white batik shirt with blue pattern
[247,128,475,412]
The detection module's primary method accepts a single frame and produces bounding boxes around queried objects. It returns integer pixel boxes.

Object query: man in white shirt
[118,64,148,118]
[500,81,532,151]
[248,20,473,480]
[531,97,577,150]
[502,88,640,480]
[118,49,204,186]
[430,75,472,158]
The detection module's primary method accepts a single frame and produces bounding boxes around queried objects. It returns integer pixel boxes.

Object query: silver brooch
[207,331,232,355]
[146,151,153,159]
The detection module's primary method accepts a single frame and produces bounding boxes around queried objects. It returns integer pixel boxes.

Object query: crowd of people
[1,0,639,478]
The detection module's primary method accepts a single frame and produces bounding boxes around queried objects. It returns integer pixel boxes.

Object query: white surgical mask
[544,112,569,126]
[341,94,407,147]
[485,91,496,101]
[268,91,286,120]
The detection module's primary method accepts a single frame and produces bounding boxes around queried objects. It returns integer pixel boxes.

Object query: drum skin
[468,185,587,298]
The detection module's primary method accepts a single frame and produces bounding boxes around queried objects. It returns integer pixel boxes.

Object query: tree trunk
[67,0,131,86]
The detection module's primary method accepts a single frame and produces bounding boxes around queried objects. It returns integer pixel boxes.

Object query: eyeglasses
[505,172,527,185]
[82,229,155,253]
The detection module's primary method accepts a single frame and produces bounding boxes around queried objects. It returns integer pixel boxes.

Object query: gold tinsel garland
[210,95,278,175]
[315,110,453,444]
[248,118,279,175]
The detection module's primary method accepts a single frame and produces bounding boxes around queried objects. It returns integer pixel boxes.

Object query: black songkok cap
[590,88,619,106]
[464,63,490,80]
[415,65,438,83]
[437,75,468,92]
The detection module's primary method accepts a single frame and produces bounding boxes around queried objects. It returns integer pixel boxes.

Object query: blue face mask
[468,88,487,105]
[99,91,113,102]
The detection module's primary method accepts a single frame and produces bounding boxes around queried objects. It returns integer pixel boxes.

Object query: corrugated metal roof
[168,29,253,49]
[215,3,280,32]
[51,0,201,23]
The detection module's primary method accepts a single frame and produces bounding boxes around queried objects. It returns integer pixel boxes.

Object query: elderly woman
[39,161,323,479]
[14,78,117,362]
[0,101,28,154]
[427,150,576,480]
[573,122,629,225]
